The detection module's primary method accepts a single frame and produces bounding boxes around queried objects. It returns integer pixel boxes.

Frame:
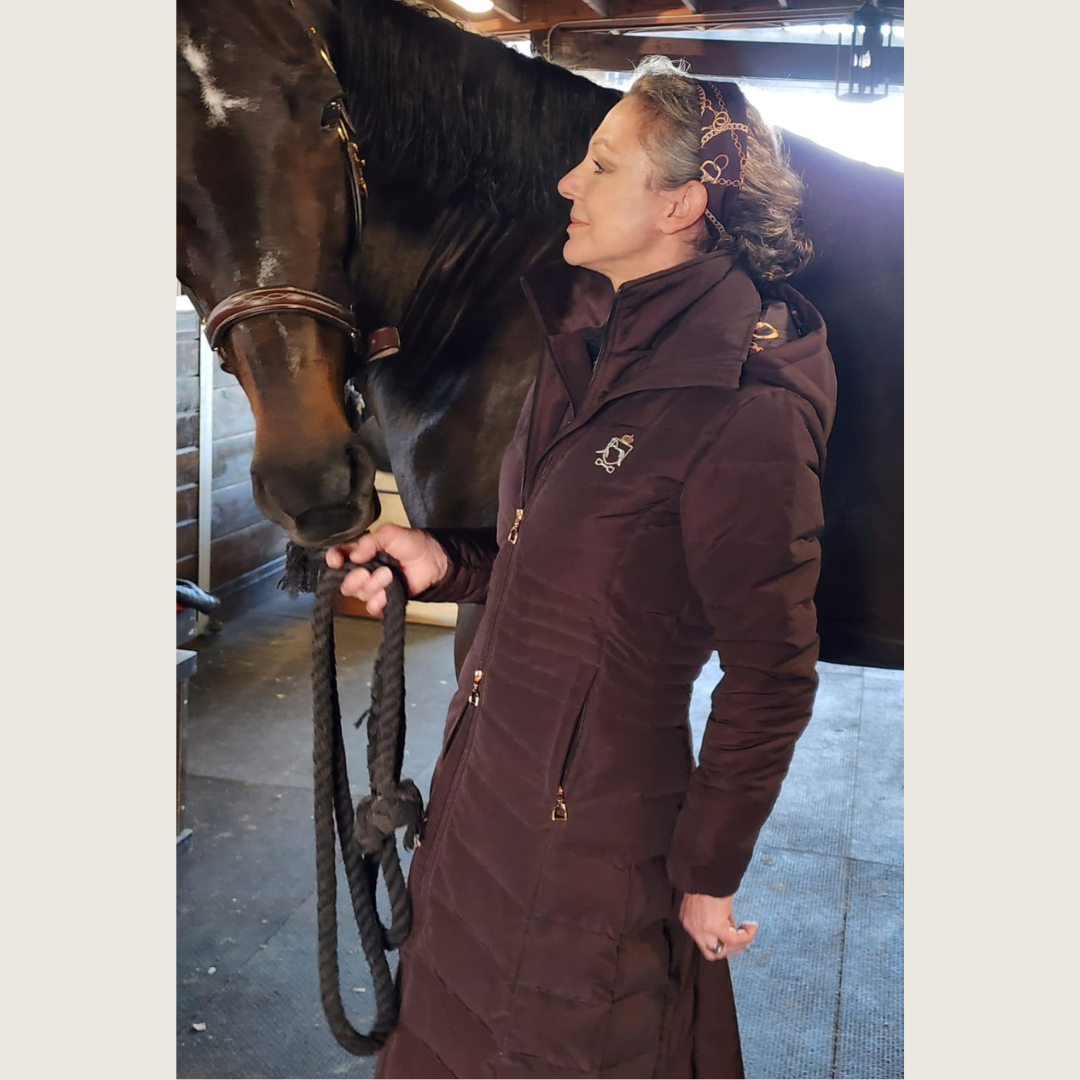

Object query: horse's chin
[250,472,381,550]
[288,523,369,550]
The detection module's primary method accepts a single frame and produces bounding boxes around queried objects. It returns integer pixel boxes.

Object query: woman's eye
[592,160,605,174]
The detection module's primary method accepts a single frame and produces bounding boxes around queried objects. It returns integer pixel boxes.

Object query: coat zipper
[439,297,618,840]
[551,684,593,823]
[416,491,525,886]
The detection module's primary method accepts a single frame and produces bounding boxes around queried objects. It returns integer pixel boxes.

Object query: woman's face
[557,98,690,290]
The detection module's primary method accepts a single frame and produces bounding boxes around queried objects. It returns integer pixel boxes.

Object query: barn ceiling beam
[491,0,525,21]
[468,2,903,40]
[580,0,613,16]
[545,32,904,84]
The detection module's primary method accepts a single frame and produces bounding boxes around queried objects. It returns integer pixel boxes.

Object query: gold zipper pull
[551,786,568,822]
[468,669,484,707]
[507,508,524,545]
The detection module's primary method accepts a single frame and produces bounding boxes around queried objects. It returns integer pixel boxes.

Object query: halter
[201,26,400,368]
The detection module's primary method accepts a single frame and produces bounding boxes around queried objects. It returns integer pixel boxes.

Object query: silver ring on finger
[709,941,725,956]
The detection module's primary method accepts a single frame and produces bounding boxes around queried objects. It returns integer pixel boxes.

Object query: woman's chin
[561,237,589,267]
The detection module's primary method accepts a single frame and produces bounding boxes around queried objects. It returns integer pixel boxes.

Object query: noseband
[202,26,400,369]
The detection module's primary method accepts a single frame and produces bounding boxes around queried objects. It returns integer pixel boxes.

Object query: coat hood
[521,249,836,438]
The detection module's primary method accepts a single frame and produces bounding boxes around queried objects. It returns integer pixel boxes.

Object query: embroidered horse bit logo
[595,434,635,474]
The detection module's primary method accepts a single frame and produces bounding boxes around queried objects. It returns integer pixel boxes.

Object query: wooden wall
[208,355,289,598]
[176,308,200,584]
[176,305,289,618]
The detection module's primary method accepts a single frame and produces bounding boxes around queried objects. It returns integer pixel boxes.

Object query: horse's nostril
[294,504,365,543]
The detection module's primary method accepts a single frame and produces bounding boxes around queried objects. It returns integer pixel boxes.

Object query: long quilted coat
[377,250,837,1078]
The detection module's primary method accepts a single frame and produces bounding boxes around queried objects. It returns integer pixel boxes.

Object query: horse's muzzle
[294,497,380,548]
[251,434,381,546]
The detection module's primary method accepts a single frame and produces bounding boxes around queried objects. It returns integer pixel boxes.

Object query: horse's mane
[337,0,619,221]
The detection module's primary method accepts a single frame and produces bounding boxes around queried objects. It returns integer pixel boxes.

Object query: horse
[177,0,903,670]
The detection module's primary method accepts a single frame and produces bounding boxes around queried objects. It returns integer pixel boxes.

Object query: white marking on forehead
[256,252,281,288]
[179,35,259,128]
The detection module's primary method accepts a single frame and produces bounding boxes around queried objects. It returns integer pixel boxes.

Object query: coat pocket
[439,686,471,758]
[550,664,600,823]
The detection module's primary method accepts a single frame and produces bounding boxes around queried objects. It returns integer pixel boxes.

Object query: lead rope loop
[282,545,420,1055]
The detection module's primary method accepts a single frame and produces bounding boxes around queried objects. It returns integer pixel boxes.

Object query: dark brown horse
[177,0,903,669]
[177,0,381,547]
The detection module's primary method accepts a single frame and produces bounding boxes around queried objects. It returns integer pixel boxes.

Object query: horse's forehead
[178,33,260,129]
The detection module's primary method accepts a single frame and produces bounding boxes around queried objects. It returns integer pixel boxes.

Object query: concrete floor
[177,591,903,1079]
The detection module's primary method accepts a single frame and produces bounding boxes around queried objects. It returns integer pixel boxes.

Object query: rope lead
[282,543,420,1055]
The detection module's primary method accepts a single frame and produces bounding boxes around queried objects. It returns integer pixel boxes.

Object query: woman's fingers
[325,533,378,569]
[339,563,395,617]
[695,920,759,962]
[346,534,380,564]
[341,564,393,598]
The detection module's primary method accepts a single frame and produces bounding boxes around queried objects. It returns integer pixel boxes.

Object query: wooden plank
[471,1,898,40]
[177,553,198,582]
[211,480,265,540]
[212,384,255,441]
[210,518,288,590]
[176,412,199,451]
[177,448,199,488]
[579,0,611,15]
[548,34,904,84]
[177,484,198,524]
[492,0,524,21]
[177,376,200,414]
[176,338,199,377]
[177,519,199,560]
[211,432,255,491]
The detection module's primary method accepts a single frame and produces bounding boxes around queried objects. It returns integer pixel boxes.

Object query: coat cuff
[666,814,758,899]
[410,527,499,606]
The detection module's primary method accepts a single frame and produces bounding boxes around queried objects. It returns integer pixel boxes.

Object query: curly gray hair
[625,55,812,284]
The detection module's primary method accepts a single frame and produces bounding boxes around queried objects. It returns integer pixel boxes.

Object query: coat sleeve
[410,526,500,606]
[667,388,826,899]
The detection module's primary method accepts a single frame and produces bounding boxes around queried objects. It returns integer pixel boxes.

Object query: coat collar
[520,249,764,398]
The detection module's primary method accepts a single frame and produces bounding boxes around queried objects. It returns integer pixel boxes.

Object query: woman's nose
[557,164,582,201]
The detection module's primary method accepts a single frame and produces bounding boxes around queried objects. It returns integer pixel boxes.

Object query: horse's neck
[351,183,557,527]
[353,187,559,390]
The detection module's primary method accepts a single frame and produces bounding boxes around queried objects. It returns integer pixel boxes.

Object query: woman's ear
[661,180,709,237]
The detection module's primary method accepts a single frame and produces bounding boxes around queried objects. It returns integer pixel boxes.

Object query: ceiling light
[445,0,495,13]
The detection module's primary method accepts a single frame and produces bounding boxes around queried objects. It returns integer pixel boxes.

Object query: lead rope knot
[354,779,425,855]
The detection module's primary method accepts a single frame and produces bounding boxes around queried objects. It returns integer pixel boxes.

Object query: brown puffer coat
[376,250,837,1079]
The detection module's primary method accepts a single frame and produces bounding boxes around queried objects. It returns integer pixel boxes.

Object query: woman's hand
[325,523,449,617]
[679,892,758,961]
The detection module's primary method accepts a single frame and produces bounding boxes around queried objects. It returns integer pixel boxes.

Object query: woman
[328,57,836,1079]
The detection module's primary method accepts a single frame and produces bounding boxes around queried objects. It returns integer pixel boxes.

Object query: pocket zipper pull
[507,508,524,545]
[468,669,484,707]
[551,786,568,822]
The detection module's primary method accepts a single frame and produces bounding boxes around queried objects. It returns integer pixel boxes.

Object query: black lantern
[835,2,896,103]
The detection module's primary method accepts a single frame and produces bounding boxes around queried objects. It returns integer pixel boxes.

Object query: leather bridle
[201,25,400,372]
